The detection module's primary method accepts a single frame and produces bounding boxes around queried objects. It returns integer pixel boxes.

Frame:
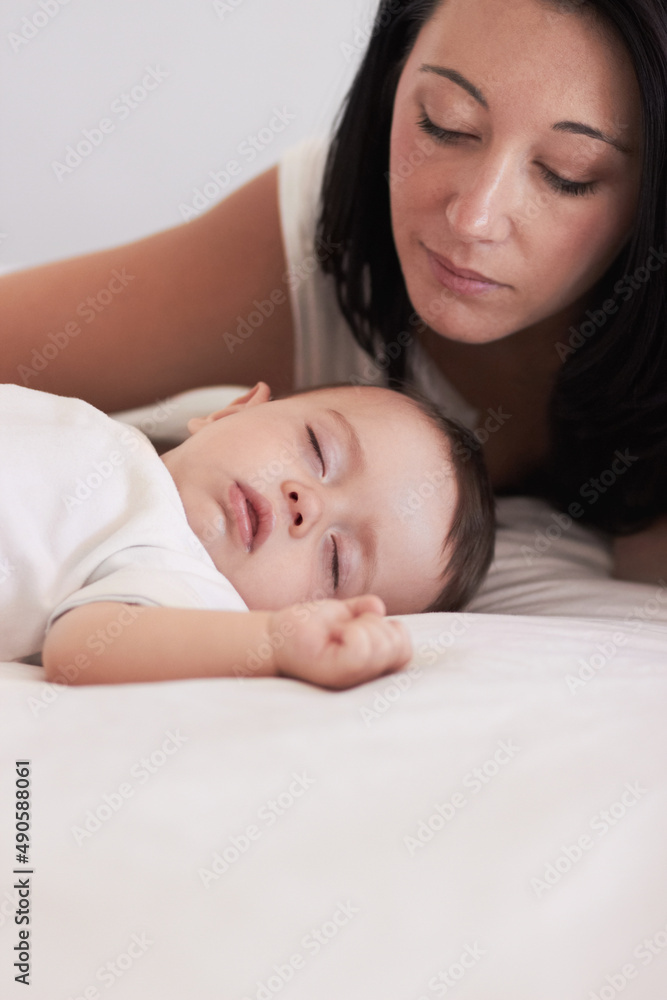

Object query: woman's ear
[186,382,271,436]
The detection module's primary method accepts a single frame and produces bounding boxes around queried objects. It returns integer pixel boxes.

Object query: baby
[0,381,494,689]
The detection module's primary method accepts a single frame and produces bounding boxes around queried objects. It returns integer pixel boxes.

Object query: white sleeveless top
[277,135,480,431]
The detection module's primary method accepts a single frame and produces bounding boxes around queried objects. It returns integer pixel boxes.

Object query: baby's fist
[270,595,412,690]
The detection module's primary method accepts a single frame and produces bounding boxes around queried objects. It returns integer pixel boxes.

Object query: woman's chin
[407,284,516,346]
[416,312,515,347]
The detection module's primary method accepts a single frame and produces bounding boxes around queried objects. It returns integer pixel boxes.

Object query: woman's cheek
[558,206,624,292]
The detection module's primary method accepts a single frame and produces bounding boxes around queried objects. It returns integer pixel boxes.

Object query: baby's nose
[285,484,323,534]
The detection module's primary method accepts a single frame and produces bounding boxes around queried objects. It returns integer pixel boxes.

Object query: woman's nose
[444,153,514,242]
[283,482,324,535]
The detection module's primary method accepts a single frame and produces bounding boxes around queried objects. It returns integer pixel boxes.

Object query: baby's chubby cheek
[224,548,319,612]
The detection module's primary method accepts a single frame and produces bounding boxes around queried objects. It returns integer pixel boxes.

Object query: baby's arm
[42,595,411,690]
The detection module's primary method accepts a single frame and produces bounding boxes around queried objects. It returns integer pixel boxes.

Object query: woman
[2,0,666,583]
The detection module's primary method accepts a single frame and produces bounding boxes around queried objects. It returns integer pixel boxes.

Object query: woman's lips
[228,482,275,552]
[426,247,509,296]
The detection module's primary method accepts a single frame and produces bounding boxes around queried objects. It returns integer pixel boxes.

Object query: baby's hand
[269,595,412,690]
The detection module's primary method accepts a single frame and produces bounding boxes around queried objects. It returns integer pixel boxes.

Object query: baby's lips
[228,482,253,550]
[234,480,276,551]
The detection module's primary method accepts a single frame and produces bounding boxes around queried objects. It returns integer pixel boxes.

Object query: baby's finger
[369,616,412,669]
[385,618,413,669]
[345,614,411,676]
[342,594,386,619]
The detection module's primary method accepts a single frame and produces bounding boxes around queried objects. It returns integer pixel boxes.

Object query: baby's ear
[186,414,214,435]
[186,382,271,436]
[227,382,272,408]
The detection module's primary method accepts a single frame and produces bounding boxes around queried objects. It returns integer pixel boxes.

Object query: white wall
[0,0,379,269]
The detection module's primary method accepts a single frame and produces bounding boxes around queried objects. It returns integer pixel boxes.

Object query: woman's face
[388,0,643,344]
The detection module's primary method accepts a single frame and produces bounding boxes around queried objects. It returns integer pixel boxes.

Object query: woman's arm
[0,165,295,413]
[611,514,667,587]
[42,597,411,690]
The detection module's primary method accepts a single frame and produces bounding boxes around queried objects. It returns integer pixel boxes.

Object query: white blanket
[1,388,666,999]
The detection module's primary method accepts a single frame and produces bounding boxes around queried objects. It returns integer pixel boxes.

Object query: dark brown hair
[316,0,667,536]
[401,383,496,611]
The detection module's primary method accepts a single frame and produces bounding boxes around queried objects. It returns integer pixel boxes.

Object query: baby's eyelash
[331,537,339,591]
[305,425,337,589]
[307,425,325,472]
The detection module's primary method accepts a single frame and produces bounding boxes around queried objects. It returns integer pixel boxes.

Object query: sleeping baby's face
[160,383,458,614]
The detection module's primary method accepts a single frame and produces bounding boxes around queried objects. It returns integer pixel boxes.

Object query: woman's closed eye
[538,166,597,197]
[417,112,473,145]
[416,112,598,198]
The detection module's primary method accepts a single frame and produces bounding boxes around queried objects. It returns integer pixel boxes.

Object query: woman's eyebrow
[552,120,631,154]
[419,63,632,154]
[419,64,488,109]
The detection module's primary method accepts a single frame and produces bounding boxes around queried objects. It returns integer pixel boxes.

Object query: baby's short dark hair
[283,381,496,613]
[398,384,495,611]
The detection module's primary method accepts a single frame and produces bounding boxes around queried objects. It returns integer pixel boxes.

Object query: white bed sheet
[1,609,666,999]
[1,387,666,999]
